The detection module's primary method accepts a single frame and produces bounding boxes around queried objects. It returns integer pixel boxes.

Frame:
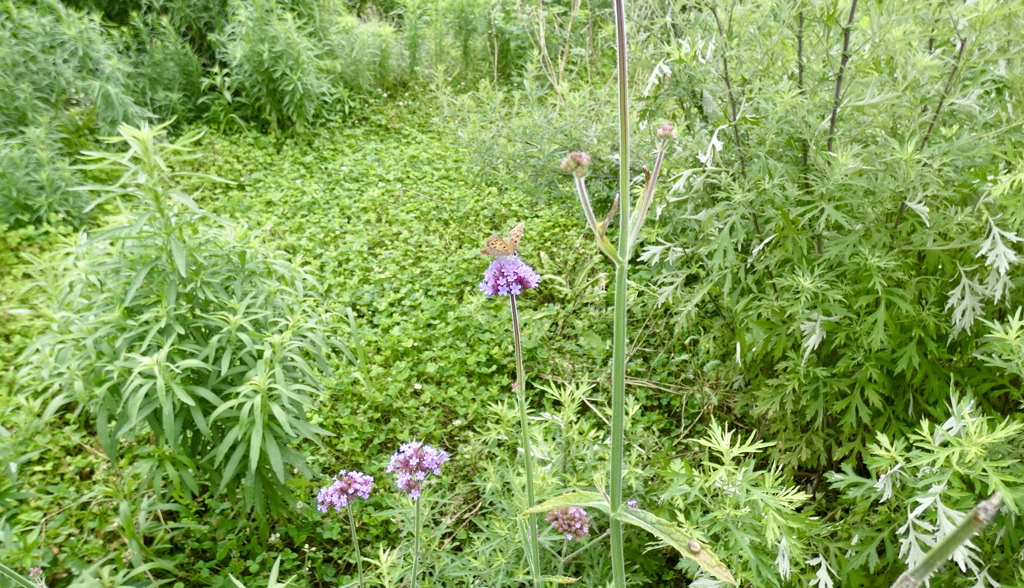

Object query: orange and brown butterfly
[481,221,525,257]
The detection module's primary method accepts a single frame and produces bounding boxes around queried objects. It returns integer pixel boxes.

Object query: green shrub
[218,0,327,131]
[829,393,1024,587]
[123,12,205,122]
[447,0,484,79]
[321,14,405,96]
[0,128,82,226]
[0,0,144,134]
[19,122,335,516]
[0,0,146,228]
[160,0,231,65]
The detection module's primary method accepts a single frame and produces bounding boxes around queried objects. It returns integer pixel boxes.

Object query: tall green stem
[348,507,365,588]
[891,494,1001,588]
[510,294,543,587]
[610,0,630,584]
[411,496,422,588]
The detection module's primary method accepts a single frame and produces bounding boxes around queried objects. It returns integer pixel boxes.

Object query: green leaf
[540,576,579,584]
[264,432,285,483]
[219,442,248,494]
[250,396,264,474]
[523,491,610,515]
[124,260,157,306]
[169,234,188,277]
[614,508,736,586]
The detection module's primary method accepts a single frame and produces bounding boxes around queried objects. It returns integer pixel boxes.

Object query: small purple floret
[29,567,44,588]
[316,470,374,512]
[479,256,541,297]
[387,441,450,500]
[627,498,638,509]
[546,506,592,542]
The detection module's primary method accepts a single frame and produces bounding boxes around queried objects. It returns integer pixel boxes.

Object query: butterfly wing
[506,221,524,253]
[481,234,514,256]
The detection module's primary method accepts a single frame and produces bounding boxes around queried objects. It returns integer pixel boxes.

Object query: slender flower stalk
[629,133,672,255]
[348,508,365,588]
[480,251,543,587]
[412,495,422,588]
[316,470,374,588]
[609,0,630,583]
[558,7,734,588]
[387,442,448,588]
[510,293,543,587]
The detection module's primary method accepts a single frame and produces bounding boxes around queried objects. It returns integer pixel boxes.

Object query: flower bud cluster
[560,151,592,177]
[546,506,592,542]
[656,123,677,140]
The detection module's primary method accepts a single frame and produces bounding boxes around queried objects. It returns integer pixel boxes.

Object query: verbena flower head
[656,123,678,140]
[479,256,541,297]
[627,498,638,509]
[560,151,591,177]
[316,470,374,512]
[387,441,449,500]
[546,506,591,542]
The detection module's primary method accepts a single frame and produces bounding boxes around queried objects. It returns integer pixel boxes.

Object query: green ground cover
[189,98,614,462]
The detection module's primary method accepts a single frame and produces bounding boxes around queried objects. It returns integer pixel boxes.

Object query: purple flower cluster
[386,441,450,500]
[627,498,638,509]
[317,470,374,512]
[546,506,591,542]
[479,256,541,297]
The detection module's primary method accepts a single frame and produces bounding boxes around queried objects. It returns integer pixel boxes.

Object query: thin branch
[893,35,968,232]
[709,5,748,176]
[826,0,859,154]
[707,3,774,290]
[556,0,582,89]
[798,11,808,169]
[818,0,858,254]
[920,38,967,151]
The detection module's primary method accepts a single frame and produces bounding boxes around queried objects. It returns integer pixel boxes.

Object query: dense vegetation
[2,0,1024,586]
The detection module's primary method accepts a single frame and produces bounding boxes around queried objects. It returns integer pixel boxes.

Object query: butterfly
[480,221,524,257]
